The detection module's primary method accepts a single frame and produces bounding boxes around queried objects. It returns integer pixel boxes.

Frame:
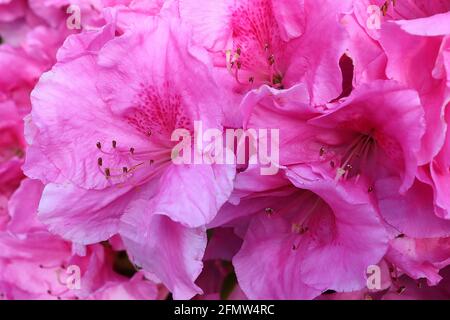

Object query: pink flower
[345,1,450,164]
[25,15,235,299]
[0,0,447,301]
[225,166,388,299]
[0,178,164,300]
[0,0,26,24]
[195,260,247,300]
[180,0,352,105]
[244,80,424,190]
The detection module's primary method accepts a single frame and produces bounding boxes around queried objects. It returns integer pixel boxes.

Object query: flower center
[95,139,170,187]
[226,44,284,88]
[226,0,285,88]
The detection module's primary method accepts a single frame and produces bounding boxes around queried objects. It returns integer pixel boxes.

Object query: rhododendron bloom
[0,0,449,302]
[213,165,387,299]
[180,0,352,104]
[25,16,235,299]
[0,178,163,300]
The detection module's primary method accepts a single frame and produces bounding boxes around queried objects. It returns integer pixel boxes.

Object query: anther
[105,168,111,177]
[249,77,254,83]
[265,208,274,215]
[319,147,325,157]
[330,161,335,168]
[396,286,406,295]
[236,47,241,55]
[130,147,135,154]
[98,158,103,166]
[264,43,269,51]
[268,55,275,65]
[381,2,389,16]
[123,167,128,173]
[112,140,117,148]
[417,279,423,288]
[292,223,308,235]
[368,186,374,193]
[237,61,242,69]
[96,142,102,150]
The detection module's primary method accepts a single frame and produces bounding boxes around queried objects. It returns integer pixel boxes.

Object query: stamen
[417,279,424,288]
[265,207,274,216]
[292,223,308,235]
[291,198,320,251]
[334,134,375,182]
[396,286,406,295]
[226,49,234,74]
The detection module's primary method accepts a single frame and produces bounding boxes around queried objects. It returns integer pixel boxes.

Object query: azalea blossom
[0,0,449,302]
[180,0,352,105]
[0,179,164,300]
[25,14,235,299]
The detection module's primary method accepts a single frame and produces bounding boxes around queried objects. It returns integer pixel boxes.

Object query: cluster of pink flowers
[0,0,449,300]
